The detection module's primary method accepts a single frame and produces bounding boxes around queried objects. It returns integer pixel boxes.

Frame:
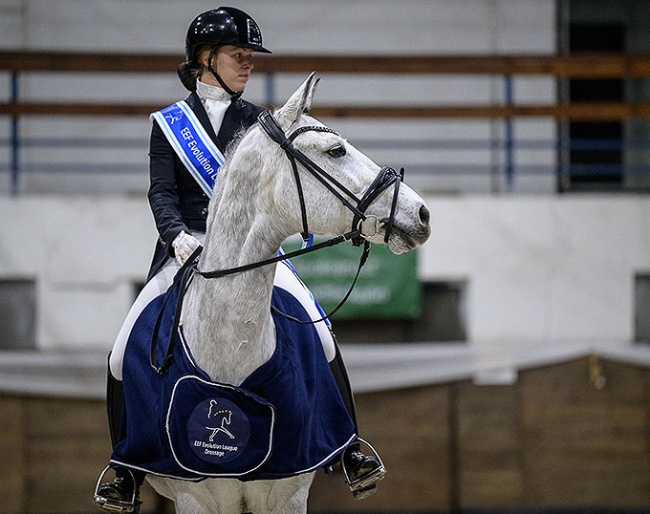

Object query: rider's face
[201,45,254,92]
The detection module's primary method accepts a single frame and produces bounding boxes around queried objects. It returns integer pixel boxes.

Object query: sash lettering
[151,101,225,197]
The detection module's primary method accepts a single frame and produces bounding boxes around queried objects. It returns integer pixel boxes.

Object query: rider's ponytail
[177,61,199,92]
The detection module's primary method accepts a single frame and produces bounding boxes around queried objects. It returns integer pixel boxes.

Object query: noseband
[257,110,403,246]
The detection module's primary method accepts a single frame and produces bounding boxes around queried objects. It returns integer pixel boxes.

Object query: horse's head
[235,73,431,254]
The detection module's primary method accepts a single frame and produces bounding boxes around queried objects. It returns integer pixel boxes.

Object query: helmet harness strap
[204,46,242,99]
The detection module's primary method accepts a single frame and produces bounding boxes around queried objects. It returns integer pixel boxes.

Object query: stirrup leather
[341,438,387,500]
[93,466,138,513]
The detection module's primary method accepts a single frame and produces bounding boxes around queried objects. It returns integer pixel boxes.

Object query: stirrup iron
[93,466,138,513]
[342,438,387,500]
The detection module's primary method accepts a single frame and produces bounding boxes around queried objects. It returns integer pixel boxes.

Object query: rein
[194,238,370,326]
[197,229,364,279]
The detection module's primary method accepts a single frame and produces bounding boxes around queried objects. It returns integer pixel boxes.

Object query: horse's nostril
[419,205,430,225]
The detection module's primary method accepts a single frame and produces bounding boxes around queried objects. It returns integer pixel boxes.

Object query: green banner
[283,238,422,319]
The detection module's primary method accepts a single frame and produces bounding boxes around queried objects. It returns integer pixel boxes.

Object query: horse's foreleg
[243,474,314,514]
[149,474,314,514]
[276,482,311,514]
[174,493,209,514]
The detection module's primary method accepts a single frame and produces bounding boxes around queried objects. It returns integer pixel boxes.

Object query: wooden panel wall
[1,356,649,513]
[519,359,650,508]
[455,382,523,508]
[308,386,450,512]
[0,396,161,514]
[308,356,650,513]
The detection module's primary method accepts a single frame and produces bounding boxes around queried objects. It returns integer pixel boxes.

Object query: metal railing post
[264,72,276,108]
[10,71,20,195]
[504,75,514,192]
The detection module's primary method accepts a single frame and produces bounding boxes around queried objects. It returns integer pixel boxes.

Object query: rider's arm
[147,120,191,256]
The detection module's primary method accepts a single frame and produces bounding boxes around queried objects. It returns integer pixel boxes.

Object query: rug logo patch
[187,397,251,463]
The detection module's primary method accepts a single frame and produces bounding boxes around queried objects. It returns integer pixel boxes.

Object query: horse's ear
[275,72,320,130]
[300,72,320,114]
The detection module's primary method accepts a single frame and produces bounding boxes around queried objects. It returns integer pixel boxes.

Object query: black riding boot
[95,466,142,513]
[94,358,143,513]
[328,334,387,500]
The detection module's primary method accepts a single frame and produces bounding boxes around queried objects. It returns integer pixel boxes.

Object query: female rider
[94,7,384,512]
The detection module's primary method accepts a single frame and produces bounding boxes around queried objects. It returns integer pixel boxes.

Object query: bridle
[256,110,403,247]
[196,110,403,281]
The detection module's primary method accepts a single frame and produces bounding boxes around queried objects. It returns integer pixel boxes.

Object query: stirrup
[93,466,138,513]
[342,438,387,500]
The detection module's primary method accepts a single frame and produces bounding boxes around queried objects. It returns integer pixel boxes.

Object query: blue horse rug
[110,269,357,481]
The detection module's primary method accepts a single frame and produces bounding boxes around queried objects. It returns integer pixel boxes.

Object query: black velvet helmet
[185,6,271,65]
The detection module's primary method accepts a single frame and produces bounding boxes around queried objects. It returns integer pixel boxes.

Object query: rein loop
[197,229,364,280]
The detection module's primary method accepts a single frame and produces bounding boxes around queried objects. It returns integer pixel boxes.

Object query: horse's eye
[327,144,346,158]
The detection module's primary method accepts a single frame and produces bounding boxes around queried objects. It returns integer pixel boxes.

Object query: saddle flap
[166,375,275,477]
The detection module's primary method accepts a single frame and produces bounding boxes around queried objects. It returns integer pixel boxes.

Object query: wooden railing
[2,50,650,120]
[3,50,650,195]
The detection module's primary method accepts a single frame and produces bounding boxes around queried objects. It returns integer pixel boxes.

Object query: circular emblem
[187,397,251,464]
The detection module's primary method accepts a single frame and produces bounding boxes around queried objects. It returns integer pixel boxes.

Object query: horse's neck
[181,186,284,386]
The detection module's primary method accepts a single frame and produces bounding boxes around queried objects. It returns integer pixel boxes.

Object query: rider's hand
[172,231,201,266]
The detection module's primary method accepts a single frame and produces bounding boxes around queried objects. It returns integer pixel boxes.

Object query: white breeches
[109,239,336,381]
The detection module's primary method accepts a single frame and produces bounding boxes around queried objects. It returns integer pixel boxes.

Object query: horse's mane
[223,106,293,161]
[223,122,255,161]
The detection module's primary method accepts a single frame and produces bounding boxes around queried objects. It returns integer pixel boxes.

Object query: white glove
[172,231,201,266]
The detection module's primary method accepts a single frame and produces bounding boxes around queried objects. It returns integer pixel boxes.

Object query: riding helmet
[185,6,271,65]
